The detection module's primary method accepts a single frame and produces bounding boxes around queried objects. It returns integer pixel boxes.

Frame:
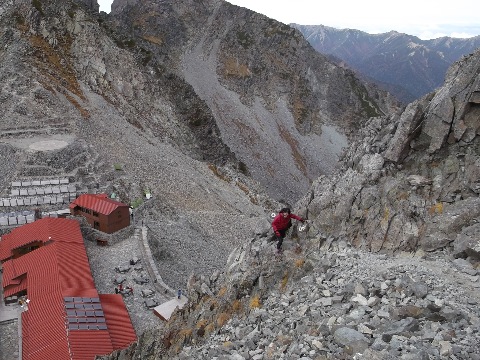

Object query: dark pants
[276,229,288,250]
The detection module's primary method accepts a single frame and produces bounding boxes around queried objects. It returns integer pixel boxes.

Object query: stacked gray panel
[11,190,20,196]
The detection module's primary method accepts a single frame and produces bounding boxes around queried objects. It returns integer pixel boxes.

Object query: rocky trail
[167,235,480,360]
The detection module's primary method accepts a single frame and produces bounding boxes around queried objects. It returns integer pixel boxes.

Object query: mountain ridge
[292,24,480,103]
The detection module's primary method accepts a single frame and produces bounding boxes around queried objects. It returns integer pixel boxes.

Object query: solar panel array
[64,297,108,331]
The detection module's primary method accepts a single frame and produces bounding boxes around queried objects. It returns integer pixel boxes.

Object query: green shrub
[236,31,254,48]
[130,198,143,208]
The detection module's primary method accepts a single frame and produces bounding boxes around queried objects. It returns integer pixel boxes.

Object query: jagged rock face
[299,49,480,254]
[108,0,400,203]
[77,0,100,12]
[0,0,234,165]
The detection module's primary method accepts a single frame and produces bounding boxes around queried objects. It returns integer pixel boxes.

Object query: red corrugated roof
[70,194,129,216]
[0,218,83,261]
[99,294,137,349]
[1,219,136,360]
[68,331,114,359]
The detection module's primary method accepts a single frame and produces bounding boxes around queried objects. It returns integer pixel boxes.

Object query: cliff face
[299,49,480,254]
[0,0,399,206]
[106,0,400,203]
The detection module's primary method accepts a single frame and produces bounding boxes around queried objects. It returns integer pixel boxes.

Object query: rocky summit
[0,0,479,359]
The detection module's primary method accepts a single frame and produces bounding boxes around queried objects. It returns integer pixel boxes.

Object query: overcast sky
[97,0,480,40]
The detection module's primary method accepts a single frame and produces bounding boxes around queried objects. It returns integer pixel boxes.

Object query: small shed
[153,295,188,321]
[70,193,130,234]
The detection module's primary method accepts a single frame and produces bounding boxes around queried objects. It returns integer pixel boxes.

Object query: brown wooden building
[70,193,130,234]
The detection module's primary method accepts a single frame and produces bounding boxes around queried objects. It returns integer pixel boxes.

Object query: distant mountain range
[292,24,480,103]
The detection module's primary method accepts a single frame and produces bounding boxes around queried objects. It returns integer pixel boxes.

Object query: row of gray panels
[0,215,36,226]
[11,185,76,196]
[0,211,35,217]
[0,194,77,207]
[68,324,108,330]
[12,178,69,187]
[0,211,71,226]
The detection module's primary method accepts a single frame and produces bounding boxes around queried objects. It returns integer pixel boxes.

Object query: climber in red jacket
[272,207,304,254]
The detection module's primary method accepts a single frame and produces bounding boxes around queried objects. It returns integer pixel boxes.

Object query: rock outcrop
[299,49,480,254]
[106,0,400,203]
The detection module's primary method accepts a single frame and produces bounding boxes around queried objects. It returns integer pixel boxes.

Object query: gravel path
[0,318,18,360]
[84,225,170,336]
